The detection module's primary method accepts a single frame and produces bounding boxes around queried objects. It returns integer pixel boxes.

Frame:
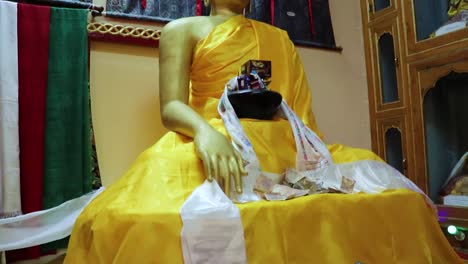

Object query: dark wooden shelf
[438,204,468,229]
[437,204,468,259]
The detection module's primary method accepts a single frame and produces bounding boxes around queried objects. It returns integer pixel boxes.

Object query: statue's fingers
[234,151,247,175]
[210,155,220,184]
[219,156,229,192]
[201,151,213,181]
[229,157,242,194]
[224,158,233,198]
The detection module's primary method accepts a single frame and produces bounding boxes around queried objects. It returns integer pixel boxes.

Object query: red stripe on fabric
[307,0,316,37]
[18,2,49,214]
[141,0,146,10]
[196,0,202,16]
[270,0,274,24]
[7,3,51,262]
[6,249,40,263]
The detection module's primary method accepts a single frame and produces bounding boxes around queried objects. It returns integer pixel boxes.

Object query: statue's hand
[194,127,245,197]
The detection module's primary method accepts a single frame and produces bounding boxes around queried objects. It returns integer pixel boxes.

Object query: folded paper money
[254,174,276,193]
[340,176,356,193]
[253,169,335,201]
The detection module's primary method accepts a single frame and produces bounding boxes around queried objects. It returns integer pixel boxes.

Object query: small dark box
[240,60,272,86]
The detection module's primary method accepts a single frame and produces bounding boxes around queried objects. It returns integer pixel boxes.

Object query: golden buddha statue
[64,1,462,263]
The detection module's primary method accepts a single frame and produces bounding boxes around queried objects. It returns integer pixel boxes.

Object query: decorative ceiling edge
[87,22,161,47]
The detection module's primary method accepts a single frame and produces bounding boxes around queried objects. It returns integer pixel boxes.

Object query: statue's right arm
[159,19,211,140]
[159,19,244,194]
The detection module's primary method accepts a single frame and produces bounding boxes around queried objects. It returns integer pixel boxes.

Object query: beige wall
[90,0,371,185]
[300,0,371,148]
[90,42,165,184]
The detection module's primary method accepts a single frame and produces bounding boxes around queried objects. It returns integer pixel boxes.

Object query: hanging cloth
[43,7,91,211]
[269,0,336,46]
[196,0,202,16]
[306,0,316,37]
[18,2,50,216]
[271,0,316,42]
[270,0,274,24]
[42,7,91,252]
[7,4,52,262]
[0,0,21,219]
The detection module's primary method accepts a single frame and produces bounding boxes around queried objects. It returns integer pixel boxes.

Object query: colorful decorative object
[104,0,337,49]
[106,0,197,22]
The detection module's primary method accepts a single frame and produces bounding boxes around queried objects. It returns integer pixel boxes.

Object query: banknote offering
[284,168,303,185]
[252,169,336,201]
[263,192,289,201]
[263,185,308,201]
[340,176,356,193]
[292,177,315,190]
[275,184,309,198]
[283,169,328,193]
[254,174,276,193]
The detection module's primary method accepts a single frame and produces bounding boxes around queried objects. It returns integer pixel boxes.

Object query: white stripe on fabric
[0,0,21,217]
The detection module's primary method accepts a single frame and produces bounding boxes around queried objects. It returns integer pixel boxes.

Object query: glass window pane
[413,0,449,40]
[374,0,390,12]
[424,72,468,201]
[378,33,399,103]
[385,127,404,174]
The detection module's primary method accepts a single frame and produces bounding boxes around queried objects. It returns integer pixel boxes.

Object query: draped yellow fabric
[65,16,461,263]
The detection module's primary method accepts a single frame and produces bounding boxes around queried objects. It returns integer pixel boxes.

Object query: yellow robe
[65,16,461,263]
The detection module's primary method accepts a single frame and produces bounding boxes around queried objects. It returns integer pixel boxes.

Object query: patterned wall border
[87,22,161,47]
[86,21,342,51]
